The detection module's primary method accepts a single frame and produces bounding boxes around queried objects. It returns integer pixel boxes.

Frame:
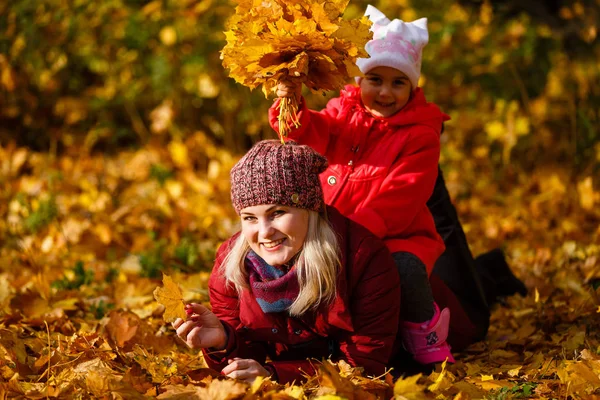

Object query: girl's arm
[269,82,345,155]
[336,234,401,376]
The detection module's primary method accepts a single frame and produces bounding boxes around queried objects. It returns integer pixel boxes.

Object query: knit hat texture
[356,5,429,89]
[230,140,328,214]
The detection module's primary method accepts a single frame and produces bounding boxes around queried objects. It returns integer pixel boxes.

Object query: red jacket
[269,86,448,273]
[204,206,401,384]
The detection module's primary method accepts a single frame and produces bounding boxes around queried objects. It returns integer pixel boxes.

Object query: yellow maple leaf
[394,372,425,396]
[105,310,140,347]
[507,366,522,377]
[0,275,14,314]
[284,385,306,399]
[196,379,249,400]
[153,274,186,323]
[428,359,454,392]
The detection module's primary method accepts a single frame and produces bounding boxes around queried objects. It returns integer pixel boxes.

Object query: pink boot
[400,303,455,365]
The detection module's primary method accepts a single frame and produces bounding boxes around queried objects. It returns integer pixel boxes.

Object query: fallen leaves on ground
[0,137,599,398]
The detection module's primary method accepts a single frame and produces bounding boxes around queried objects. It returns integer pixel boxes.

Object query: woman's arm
[172,303,227,349]
[337,235,401,376]
[203,240,270,371]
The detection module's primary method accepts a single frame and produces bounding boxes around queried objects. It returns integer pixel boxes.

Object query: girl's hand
[221,358,271,383]
[172,303,227,350]
[276,80,301,101]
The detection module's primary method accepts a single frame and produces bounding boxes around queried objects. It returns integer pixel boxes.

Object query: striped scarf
[246,250,299,313]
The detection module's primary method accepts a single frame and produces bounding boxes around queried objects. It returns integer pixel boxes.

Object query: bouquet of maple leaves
[221,0,372,142]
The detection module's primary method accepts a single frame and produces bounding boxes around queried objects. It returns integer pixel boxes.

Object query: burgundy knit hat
[230,140,328,214]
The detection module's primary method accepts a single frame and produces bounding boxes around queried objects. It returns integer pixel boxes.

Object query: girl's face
[359,66,412,118]
[240,204,309,266]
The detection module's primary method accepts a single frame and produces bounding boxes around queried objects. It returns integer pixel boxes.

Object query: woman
[173,140,402,384]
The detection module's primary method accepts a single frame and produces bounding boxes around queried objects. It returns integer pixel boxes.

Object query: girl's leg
[392,252,434,322]
[427,165,526,350]
[475,248,528,304]
[430,227,490,350]
[426,165,489,312]
[392,252,454,365]
[430,272,488,351]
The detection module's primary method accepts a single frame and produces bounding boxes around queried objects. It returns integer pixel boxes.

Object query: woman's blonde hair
[221,210,340,316]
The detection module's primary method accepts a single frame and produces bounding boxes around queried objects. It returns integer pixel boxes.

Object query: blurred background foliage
[1,0,598,169]
[0,0,599,276]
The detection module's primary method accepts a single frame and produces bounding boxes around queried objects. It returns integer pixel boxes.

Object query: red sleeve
[268,96,345,156]
[203,239,269,371]
[348,127,440,238]
[337,236,401,376]
[206,240,240,328]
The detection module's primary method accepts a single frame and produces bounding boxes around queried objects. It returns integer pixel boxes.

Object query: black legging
[426,166,491,350]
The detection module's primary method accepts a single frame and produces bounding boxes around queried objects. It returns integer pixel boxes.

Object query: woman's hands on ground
[221,358,271,383]
[172,304,271,382]
[172,303,227,350]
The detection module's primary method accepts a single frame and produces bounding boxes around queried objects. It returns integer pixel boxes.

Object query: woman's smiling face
[240,204,309,266]
[359,66,412,118]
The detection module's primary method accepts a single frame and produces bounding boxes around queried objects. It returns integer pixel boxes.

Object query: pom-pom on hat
[230,140,328,214]
[356,5,429,89]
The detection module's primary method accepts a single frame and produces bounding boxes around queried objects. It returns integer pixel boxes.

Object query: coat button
[294,329,302,335]
[327,176,337,185]
[271,328,278,334]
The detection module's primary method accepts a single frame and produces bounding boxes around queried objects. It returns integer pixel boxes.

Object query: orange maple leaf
[153,274,186,323]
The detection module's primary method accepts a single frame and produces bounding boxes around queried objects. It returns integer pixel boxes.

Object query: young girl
[272,5,453,365]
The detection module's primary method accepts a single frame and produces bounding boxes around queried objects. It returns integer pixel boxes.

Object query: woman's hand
[276,80,302,101]
[221,358,271,383]
[172,303,227,350]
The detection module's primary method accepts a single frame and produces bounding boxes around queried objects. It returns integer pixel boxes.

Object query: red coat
[204,206,401,384]
[269,86,448,273]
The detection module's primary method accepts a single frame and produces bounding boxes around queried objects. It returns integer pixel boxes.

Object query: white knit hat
[356,5,429,89]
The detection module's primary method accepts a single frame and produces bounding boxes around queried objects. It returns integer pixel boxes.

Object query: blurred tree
[0,0,598,175]
[457,0,599,55]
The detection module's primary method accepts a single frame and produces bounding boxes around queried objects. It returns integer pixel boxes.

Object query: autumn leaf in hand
[221,0,372,142]
[221,0,372,96]
[153,274,187,323]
